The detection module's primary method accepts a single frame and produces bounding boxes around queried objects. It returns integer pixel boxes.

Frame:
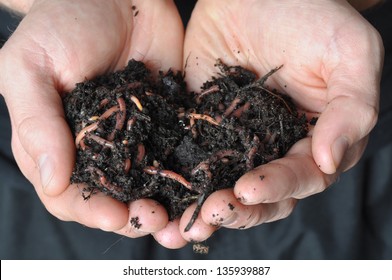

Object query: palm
[9,1,183,90]
[186,0,376,110]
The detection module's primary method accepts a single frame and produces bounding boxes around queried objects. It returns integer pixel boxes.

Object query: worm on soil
[187,113,221,126]
[136,143,146,164]
[130,95,143,111]
[87,134,115,149]
[85,166,123,196]
[108,97,127,141]
[223,97,242,117]
[143,166,192,190]
[195,84,220,103]
[246,135,260,171]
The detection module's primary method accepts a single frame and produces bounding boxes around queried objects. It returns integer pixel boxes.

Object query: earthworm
[187,113,220,126]
[195,84,220,103]
[143,166,192,190]
[232,102,251,118]
[123,143,132,174]
[191,162,212,180]
[224,97,242,117]
[130,95,143,111]
[85,166,123,196]
[87,134,115,149]
[145,91,154,96]
[246,135,260,171]
[108,97,127,141]
[126,81,142,89]
[136,143,146,164]
[127,117,137,131]
[189,118,197,138]
[191,149,240,179]
[79,139,88,150]
[279,115,285,152]
[88,116,100,122]
[100,105,120,119]
[99,98,109,109]
[124,158,132,174]
[75,104,121,148]
[115,97,126,131]
[214,149,241,159]
[75,122,99,148]
[214,115,223,124]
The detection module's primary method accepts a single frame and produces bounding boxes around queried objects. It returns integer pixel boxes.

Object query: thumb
[16,113,75,196]
[2,57,74,196]
[312,90,378,175]
[312,21,383,174]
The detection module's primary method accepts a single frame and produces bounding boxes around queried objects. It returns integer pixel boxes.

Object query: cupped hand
[0,0,188,248]
[179,0,384,242]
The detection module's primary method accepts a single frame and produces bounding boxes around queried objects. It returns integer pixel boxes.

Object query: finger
[38,183,129,231]
[9,129,128,231]
[115,199,169,238]
[312,95,377,174]
[313,23,383,174]
[234,138,337,204]
[127,0,184,72]
[179,203,217,243]
[2,59,75,196]
[201,189,296,230]
[152,219,188,249]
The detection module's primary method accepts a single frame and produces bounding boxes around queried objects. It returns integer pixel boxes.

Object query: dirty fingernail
[332,136,349,172]
[38,154,55,192]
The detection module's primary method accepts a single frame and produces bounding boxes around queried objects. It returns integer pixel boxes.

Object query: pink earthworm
[143,166,192,190]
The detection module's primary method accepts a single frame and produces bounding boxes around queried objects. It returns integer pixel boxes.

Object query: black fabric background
[0,1,391,259]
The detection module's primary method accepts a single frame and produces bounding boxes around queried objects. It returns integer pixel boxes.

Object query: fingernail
[38,154,55,191]
[332,136,349,172]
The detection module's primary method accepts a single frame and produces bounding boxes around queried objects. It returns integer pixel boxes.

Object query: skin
[0,0,384,249]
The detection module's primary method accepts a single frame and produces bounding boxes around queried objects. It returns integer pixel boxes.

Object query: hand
[178,0,384,242]
[0,0,187,248]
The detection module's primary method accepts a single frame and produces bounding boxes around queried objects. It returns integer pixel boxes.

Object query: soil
[63,59,309,231]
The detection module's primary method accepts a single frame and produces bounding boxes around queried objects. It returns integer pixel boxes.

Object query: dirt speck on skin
[228,203,235,211]
[130,216,142,229]
[63,59,309,231]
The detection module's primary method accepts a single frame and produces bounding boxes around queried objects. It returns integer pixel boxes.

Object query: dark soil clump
[63,59,308,230]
